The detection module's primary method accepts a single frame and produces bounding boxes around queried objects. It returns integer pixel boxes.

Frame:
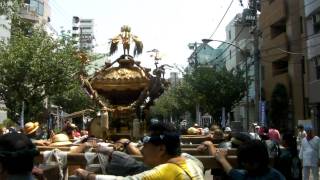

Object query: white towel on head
[85,152,110,174]
[43,149,68,180]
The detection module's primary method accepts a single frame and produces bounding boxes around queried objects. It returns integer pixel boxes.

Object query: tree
[0,0,20,17]
[269,83,289,130]
[184,67,246,119]
[0,17,83,122]
[150,81,196,120]
[51,81,94,114]
[150,66,246,124]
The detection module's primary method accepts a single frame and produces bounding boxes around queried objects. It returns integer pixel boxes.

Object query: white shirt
[299,136,320,167]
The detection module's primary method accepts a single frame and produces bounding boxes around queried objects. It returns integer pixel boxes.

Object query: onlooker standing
[269,124,281,143]
[299,126,320,180]
[249,124,261,140]
[202,140,285,179]
[297,124,307,151]
[274,133,301,180]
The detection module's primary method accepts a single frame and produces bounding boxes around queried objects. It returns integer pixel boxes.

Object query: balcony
[274,72,289,91]
[19,4,39,22]
[307,33,320,59]
[260,0,286,28]
[305,0,320,17]
[261,32,289,62]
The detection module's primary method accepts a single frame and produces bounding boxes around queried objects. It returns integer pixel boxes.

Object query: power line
[188,0,237,64]
[49,0,71,28]
[214,26,246,60]
[209,0,234,39]
[261,33,320,52]
[216,39,320,66]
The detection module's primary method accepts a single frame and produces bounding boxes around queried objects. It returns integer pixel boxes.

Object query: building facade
[19,0,51,24]
[260,0,307,131]
[0,100,7,123]
[72,16,94,52]
[304,0,320,133]
[188,42,225,68]
[169,72,179,87]
[0,15,11,44]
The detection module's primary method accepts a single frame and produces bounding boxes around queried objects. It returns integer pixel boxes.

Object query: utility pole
[252,0,261,125]
[245,54,250,131]
[188,42,201,125]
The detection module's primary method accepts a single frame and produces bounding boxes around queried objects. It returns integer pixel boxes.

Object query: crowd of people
[0,120,319,180]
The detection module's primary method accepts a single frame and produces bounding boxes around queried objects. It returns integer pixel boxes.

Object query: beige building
[304,0,320,133]
[260,0,307,130]
[19,0,51,24]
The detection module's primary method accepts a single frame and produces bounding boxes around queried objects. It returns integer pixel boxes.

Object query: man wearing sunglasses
[75,122,204,180]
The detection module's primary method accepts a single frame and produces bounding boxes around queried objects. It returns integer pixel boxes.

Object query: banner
[259,101,266,126]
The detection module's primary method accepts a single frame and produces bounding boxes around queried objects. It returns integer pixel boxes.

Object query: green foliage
[185,67,246,116]
[269,83,289,128]
[151,66,246,122]
[0,118,16,128]
[0,0,21,17]
[0,17,84,122]
[51,81,94,113]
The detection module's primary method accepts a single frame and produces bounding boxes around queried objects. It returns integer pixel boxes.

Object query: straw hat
[50,134,72,147]
[70,123,77,129]
[187,127,200,135]
[24,122,40,135]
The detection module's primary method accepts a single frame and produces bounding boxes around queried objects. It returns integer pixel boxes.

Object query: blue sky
[49,0,248,75]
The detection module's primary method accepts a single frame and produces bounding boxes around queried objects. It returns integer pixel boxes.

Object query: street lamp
[147,49,162,68]
[202,38,251,131]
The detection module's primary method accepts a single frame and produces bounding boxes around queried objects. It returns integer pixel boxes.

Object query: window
[315,56,320,79]
[29,0,44,16]
[38,2,44,16]
[80,20,93,23]
[301,57,305,74]
[229,50,232,59]
[228,30,231,40]
[316,65,320,80]
[313,13,320,34]
[270,22,286,38]
[81,27,92,30]
[300,16,304,34]
[272,58,288,76]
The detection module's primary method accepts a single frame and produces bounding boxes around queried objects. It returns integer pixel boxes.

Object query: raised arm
[200,141,233,174]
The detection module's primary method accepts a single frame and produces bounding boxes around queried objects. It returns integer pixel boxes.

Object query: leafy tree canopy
[0,17,88,122]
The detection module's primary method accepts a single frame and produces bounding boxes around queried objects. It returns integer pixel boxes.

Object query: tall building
[72,16,94,52]
[169,72,179,87]
[304,0,320,133]
[0,100,7,123]
[0,15,11,44]
[260,0,307,131]
[19,0,51,24]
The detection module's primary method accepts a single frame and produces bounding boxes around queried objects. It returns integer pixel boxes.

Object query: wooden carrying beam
[36,146,237,156]
[34,152,238,170]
